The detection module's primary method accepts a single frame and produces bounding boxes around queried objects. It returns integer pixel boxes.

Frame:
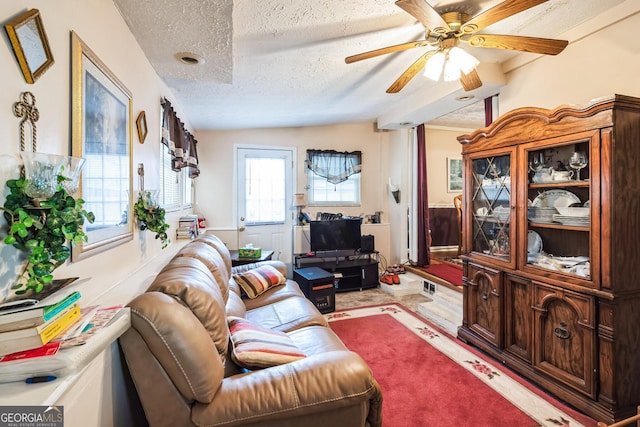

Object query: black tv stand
[293,252,379,292]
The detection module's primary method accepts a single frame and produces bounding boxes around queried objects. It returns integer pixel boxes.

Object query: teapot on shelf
[532,167,574,183]
[532,167,554,183]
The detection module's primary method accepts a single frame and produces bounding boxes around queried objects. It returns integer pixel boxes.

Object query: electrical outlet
[422,280,437,295]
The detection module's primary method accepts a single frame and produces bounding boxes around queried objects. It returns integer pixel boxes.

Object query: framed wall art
[4,9,55,84]
[136,111,148,143]
[70,31,133,260]
[447,157,463,193]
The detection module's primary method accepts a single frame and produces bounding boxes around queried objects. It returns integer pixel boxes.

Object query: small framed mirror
[4,9,54,84]
[136,111,148,144]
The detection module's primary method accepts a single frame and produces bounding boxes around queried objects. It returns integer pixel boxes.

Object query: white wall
[0,0,192,302]
[425,126,473,206]
[195,123,391,229]
[499,6,640,113]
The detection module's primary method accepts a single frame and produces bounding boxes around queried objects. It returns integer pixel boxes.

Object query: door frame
[233,144,298,267]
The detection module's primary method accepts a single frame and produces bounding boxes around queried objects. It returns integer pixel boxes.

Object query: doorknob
[239,217,245,232]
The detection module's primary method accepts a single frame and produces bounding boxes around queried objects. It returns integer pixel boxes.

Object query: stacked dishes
[553,207,590,227]
[531,190,582,224]
[528,207,557,223]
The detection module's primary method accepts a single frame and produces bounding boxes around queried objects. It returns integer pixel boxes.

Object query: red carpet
[420,258,463,287]
[328,305,596,427]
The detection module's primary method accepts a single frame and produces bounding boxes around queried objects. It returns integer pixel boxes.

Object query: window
[307,171,360,206]
[160,144,192,210]
[159,100,196,210]
[306,150,361,206]
[83,151,130,228]
[244,156,286,224]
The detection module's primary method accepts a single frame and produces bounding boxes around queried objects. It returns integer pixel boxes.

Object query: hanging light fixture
[424,39,479,83]
[423,50,445,81]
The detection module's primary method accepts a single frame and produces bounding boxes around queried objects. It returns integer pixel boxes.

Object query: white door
[236,147,294,272]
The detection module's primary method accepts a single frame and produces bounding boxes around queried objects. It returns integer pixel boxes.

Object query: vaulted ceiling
[113,0,628,130]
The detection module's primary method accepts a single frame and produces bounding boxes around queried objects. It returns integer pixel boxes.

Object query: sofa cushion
[147,265,229,362]
[233,264,286,299]
[125,292,225,404]
[194,234,233,273]
[176,242,230,302]
[228,316,306,369]
[247,296,328,332]
[232,259,288,277]
[225,291,247,319]
[241,279,306,311]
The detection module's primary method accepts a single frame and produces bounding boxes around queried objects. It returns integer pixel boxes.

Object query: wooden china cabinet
[456,94,640,424]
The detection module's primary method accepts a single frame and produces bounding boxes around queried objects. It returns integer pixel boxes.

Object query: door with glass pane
[466,148,516,269]
[237,147,294,269]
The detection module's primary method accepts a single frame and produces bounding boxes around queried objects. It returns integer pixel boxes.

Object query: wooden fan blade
[386,50,437,93]
[345,40,431,64]
[395,0,449,34]
[467,34,568,55]
[460,69,483,91]
[460,0,548,35]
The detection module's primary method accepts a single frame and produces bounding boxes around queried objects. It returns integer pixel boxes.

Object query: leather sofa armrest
[192,351,382,427]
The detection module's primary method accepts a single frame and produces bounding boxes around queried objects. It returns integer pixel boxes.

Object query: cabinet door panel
[533,283,596,398]
[465,149,517,270]
[504,275,532,362]
[466,264,502,347]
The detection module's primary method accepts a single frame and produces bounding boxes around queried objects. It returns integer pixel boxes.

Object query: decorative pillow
[228,316,306,369]
[232,265,286,299]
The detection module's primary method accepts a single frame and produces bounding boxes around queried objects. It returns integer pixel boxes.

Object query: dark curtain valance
[305,149,362,185]
[161,98,200,178]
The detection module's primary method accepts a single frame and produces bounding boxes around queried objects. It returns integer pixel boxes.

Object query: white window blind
[160,146,180,209]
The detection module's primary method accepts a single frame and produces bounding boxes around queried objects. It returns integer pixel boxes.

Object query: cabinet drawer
[532,282,596,398]
[464,263,503,347]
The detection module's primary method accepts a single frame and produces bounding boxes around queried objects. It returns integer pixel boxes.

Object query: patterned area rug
[327,304,596,427]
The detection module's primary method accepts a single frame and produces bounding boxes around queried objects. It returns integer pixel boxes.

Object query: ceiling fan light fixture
[443,53,461,82]
[423,50,445,81]
[449,47,479,75]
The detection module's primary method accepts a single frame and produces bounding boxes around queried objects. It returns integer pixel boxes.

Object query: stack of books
[0,303,128,383]
[0,291,82,356]
[176,215,198,239]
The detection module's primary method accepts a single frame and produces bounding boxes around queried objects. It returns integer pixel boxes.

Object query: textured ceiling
[112,0,629,130]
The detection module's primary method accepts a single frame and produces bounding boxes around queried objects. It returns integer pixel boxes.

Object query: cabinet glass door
[470,152,514,264]
[523,131,597,286]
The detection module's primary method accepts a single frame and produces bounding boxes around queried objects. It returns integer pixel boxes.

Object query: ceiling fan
[345,0,568,93]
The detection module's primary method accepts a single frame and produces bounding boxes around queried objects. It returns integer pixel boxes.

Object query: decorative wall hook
[138,163,145,192]
[13,91,39,152]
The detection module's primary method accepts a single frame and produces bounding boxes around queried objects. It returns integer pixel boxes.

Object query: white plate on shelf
[528,230,542,254]
[532,189,581,208]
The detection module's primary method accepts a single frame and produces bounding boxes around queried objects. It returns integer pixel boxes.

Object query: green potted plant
[134,190,170,249]
[2,175,95,294]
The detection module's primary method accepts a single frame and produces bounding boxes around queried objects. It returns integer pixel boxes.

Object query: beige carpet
[335,287,430,314]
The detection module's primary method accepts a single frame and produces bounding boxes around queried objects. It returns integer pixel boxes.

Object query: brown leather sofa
[119,234,382,427]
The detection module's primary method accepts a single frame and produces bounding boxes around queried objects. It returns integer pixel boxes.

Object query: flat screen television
[309,219,362,253]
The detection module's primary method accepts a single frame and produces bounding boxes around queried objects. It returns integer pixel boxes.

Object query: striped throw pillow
[233,265,286,299]
[228,316,306,369]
